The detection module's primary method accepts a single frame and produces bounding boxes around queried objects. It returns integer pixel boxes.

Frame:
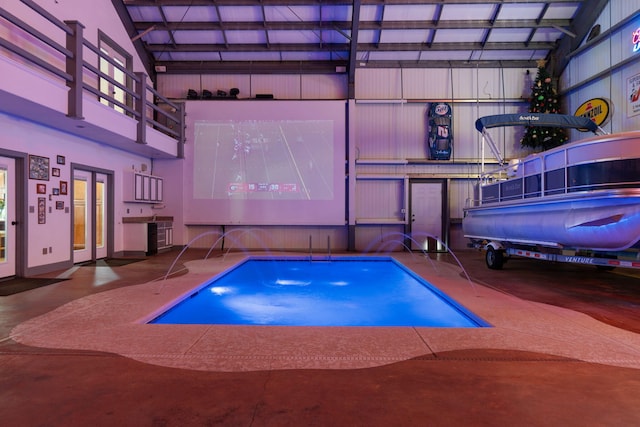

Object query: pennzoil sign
[574,98,611,128]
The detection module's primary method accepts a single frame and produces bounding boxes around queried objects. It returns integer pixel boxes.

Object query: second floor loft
[0,1,184,159]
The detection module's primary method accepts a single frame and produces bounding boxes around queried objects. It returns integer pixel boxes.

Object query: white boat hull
[463,190,640,251]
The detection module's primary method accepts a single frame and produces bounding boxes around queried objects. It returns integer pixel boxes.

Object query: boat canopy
[475,113,599,134]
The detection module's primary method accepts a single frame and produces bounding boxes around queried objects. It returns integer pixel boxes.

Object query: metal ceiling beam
[155,58,540,74]
[132,19,573,32]
[123,0,582,5]
[111,0,154,77]
[144,41,555,52]
[347,0,361,98]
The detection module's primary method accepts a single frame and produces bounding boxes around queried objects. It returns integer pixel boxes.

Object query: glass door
[73,170,110,263]
[95,173,107,259]
[0,156,16,278]
[73,171,91,263]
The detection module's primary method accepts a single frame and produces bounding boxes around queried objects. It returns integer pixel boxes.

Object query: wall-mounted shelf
[356,174,407,180]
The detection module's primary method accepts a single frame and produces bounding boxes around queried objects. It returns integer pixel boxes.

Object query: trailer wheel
[486,247,504,270]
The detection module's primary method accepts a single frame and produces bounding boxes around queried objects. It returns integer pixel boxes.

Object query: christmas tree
[520,59,568,150]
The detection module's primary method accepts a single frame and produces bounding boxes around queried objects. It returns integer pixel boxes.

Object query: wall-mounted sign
[574,98,611,128]
[628,73,640,117]
[633,28,640,52]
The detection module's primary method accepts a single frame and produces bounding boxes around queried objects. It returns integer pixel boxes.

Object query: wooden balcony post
[135,71,147,145]
[177,102,186,158]
[65,20,84,119]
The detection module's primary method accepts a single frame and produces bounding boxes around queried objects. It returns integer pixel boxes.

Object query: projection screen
[184,100,347,225]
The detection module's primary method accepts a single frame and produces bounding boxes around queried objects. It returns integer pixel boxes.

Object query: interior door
[409,179,447,252]
[0,156,16,277]
[73,171,92,263]
[73,170,110,263]
[95,173,107,259]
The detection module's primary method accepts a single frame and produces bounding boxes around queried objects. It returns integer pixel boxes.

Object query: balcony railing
[0,0,185,158]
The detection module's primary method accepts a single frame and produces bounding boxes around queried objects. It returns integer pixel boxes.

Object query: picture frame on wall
[29,155,50,181]
[38,197,46,224]
[60,181,68,195]
[56,155,65,165]
[52,167,60,177]
[36,183,46,194]
[52,188,60,195]
[56,201,64,210]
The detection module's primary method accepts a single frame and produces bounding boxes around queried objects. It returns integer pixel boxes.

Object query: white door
[73,170,110,263]
[410,180,446,252]
[0,156,16,277]
[95,173,108,259]
[73,171,92,263]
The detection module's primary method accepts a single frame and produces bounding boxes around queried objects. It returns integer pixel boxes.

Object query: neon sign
[633,28,640,52]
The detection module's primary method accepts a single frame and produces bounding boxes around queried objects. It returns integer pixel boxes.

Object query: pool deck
[9,252,640,372]
[2,249,640,425]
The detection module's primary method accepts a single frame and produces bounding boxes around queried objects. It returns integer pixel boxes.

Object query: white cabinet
[124,172,163,203]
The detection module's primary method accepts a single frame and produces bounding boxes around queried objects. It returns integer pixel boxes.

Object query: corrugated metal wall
[158,66,538,251]
[560,2,640,135]
[158,74,347,100]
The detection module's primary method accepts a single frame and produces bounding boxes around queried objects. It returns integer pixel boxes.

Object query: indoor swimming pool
[149,257,489,327]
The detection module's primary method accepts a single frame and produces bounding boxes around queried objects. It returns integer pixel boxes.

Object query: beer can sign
[574,98,611,128]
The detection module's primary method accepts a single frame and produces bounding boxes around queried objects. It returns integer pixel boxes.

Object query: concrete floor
[2,248,640,426]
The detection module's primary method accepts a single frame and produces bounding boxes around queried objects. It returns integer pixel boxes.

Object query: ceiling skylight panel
[474,49,542,61]
[543,3,580,20]
[487,28,531,43]
[125,6,162,22]
[381,4,437,21]
[433,29,486,43]
[142,31,175,45]
[419,50,474,61]
[321,5,351,21]
[264,5,317,22]
[224,30,267,45]
[217,6,262,22]
[379,30,430,44]
[320,30,351,44]
[268,30,322,44]
[496,3,545,20]
[161,6,218,22]
[359,5,382,21]
[368,51,421,61]
[529,28,564,43]
[357,30,380,44]
[172,31,225,44]
[160,52,222,61]
[440,4,495,20]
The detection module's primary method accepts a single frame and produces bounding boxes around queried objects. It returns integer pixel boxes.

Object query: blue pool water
[150,257,489,327]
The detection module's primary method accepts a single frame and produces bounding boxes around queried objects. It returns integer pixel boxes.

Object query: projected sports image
[193,120,333,200]
[184,100,346,225]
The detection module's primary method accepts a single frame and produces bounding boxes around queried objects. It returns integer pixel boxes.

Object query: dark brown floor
[2,249,640,426]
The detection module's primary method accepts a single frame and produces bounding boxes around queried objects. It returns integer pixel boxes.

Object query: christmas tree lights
[520,59,568,150]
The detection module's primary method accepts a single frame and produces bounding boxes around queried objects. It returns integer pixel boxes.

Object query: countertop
[122,216,173,224]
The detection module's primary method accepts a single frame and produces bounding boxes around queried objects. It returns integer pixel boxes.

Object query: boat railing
[468,134,640,208]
